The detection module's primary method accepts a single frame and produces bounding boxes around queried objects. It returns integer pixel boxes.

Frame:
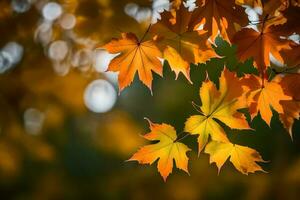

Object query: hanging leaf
[129,119,191,181]
[205,141,266,174]
[185,70,251,153]
[102,32,163,92]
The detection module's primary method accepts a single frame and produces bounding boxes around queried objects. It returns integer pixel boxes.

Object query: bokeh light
[42,2,63,21]
[93,49,117,72]
[24,108,45,135]
[59,13,76,30]
[11,0,32,13]
[71,49,92,71]
[48,40,69,61]
[124,3,152,23]
[0,42,23,74]
[84,79,117,113]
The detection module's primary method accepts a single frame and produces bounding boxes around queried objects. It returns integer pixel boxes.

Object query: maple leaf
[275,3,300,67]
[189,0,248,41]
[232,0,295,75]
[185,70,250,153]
[205,141,266,174]
[280,101,300,138]
[152,3,215,82]
[279,74,300,138]
[102,32,163,92]
[129,119,191,181]
[243,75,292,126]
[232,25,291,76]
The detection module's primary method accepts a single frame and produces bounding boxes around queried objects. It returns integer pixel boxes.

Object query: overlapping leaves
[185,70,250,153]
[101,0,300,180]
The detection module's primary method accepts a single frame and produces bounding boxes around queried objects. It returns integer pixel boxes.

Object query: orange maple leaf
[152,3,215,82]
[102,32,163,92]
[280,101,300,138]
[189,0,248,41]
[279,74,300,138]
[129,119,191,181]
[243,75,292,126]
[232,25,291,76]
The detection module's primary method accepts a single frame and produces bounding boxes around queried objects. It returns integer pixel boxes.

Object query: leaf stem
[139,24,152,44]
[191,101,204,115]
[174,132,191,143]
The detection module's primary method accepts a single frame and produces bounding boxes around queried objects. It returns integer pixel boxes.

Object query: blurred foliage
[0,0,299,199]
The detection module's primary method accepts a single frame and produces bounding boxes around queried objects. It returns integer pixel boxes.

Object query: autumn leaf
[232,25,291,76]
[152,3,215,82]
[279,74,300,138]
[273,2,300,68]
[189,0,248,41]
[205,141,266,174]
[232,0,292,76]
[243,75,292,126]
[129,119,191,181]
[185,70,251,153]
[280,101,300,138]
[102,32,163,92]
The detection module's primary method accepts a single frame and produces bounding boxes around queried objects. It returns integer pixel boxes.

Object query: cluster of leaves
[101,0,300,181]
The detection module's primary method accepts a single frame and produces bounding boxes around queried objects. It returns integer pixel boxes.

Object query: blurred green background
[0,0,299,199]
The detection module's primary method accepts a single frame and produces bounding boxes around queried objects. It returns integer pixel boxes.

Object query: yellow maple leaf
[185,70,250,154]
[129,119,191,181]
[205,141,266,174]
